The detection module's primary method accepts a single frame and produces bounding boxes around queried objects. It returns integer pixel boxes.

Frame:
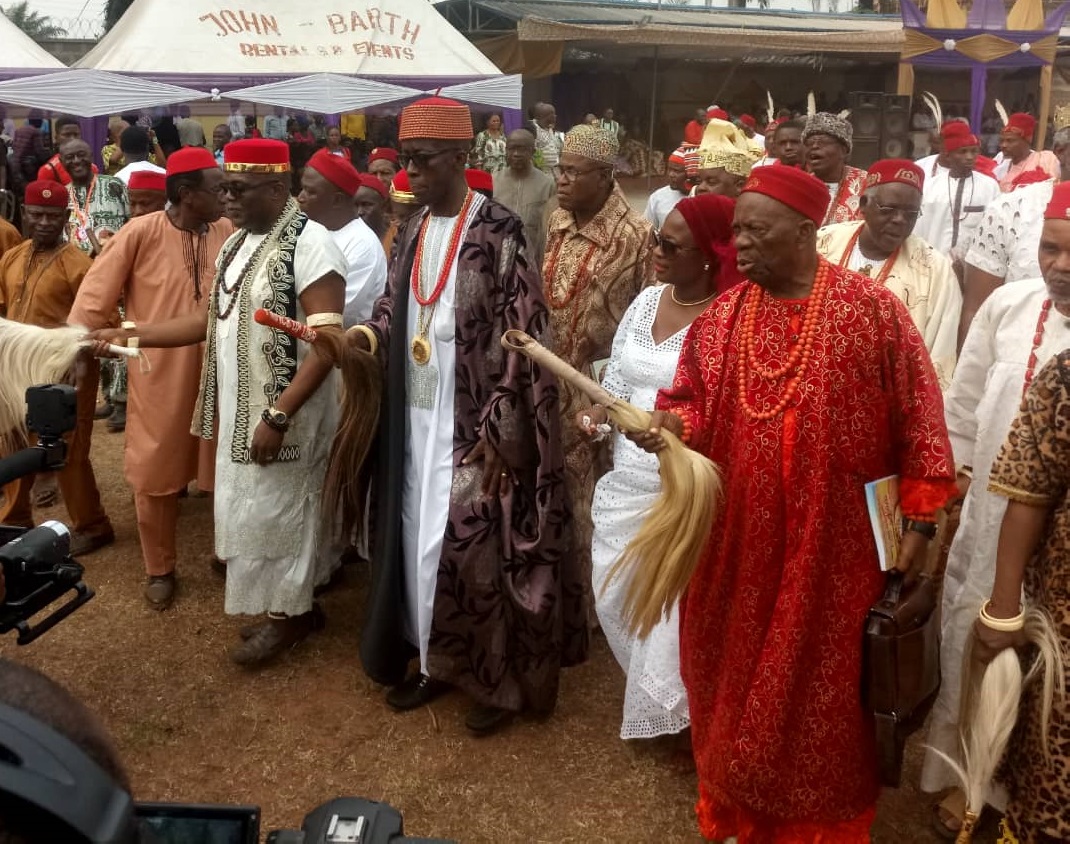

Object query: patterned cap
[803,112,853,154]
[561,124,619,166]
[683,145,700,178]
[668,145,688,166]
[398,97,473,141]
[698,150,755,179]
[865,159,924,192]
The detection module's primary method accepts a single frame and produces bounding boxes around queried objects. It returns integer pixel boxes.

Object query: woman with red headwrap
[574,193,741,741]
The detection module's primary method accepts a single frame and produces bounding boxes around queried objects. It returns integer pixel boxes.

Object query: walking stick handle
[254,308,318,344]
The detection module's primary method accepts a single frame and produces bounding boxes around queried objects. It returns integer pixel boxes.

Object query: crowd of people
[1,90,1069,844]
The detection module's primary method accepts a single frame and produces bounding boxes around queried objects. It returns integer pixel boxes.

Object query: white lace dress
[591,284,691,739]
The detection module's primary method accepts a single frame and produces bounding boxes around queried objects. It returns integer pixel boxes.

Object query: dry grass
[0,418,995,842]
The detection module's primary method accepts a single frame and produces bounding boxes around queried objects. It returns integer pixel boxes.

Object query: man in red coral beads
[635,164,958,842]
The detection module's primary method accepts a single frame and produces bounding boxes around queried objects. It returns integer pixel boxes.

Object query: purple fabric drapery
[970,65,987,134]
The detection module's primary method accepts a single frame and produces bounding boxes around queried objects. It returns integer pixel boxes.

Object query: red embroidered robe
[659,261,955,841]
[821,164,867,226]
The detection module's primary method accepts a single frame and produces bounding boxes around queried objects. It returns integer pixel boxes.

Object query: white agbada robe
[965,180,1052,284]
[401,195,485,674]
[921,277,1070,794]
[213,220,346,616]
[914,169,1000,259]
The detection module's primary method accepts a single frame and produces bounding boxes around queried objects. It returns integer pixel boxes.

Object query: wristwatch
[261,406,289,432]
[902,518,938,540]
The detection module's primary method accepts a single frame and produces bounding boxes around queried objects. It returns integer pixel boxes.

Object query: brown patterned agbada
[542,185,653,614]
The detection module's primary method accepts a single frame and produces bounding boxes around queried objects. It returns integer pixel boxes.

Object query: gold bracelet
[345,324,378,355]
[978,600,1025,632]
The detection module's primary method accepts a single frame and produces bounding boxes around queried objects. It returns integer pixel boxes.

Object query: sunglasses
[651,230,701,259]
[217,181,278,199]
[398,149,454,170]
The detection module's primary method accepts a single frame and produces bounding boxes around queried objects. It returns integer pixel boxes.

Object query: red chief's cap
[166,146,219,176]
[465,168,493,193]
[128,171,166,193]
[1043,181,1070,218]
[740,166,830,226]
[223,138,290,173]
[1003,113,1037,142]
[24,180,68,208]
[307,149,360,196]
[357,173,389,201]
[367,147,398,166]
[865,158,924,192]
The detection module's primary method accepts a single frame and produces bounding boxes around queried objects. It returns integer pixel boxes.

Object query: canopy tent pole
[646,45,659,192]
[897,62,914,96]
[970,64,987,134]
[1039,63,1053,148]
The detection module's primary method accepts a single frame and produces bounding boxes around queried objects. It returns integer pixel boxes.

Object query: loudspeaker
[848,92,914,168]
[881,94,911,159]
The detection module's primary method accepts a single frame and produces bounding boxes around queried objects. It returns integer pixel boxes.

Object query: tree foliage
[2,1,67,38]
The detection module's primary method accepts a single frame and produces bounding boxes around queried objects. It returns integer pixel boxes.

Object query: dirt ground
[0,421,1003,843]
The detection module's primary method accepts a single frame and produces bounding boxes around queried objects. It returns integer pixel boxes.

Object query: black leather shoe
[464,704,514,736]
[107,404,126,433]
[144,574,176,610]
[385,674,449,711]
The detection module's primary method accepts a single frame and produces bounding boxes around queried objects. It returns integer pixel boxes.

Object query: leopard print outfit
[988,350,1070,844]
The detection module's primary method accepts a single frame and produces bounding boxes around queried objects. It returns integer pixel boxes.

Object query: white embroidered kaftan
[211,215,346,617]
[591,285,690,739]
[402,193,485,674]
[921,278,1070,793]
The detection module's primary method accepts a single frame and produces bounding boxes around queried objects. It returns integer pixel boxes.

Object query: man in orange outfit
[69,147,232,609]
[0,180,114,555]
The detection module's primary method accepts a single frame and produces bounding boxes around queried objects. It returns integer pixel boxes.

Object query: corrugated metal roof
[467,0,904,32]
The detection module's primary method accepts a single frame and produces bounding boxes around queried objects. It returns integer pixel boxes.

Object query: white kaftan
[642,185,686,230]
[965,180,1052,284]
[401,194,485,675]
[214,220,345,616]
[591,285,690,739]
[921,278,1070,793]
[914,170,1000,259]
[331,217,388,328]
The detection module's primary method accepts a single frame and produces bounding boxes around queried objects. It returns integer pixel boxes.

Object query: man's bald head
[506,128,536,174]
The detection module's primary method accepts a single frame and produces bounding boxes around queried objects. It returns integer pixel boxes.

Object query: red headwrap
[865,158,924,192]
[167,146,219,176]
[307,149,361,196]
[24,180,68,208]
[357,172,388,201]
[128,170,166,193]
[1043,181,1070,219]
[675,193,744,295]
[741,166,830,226]
[1003,112,1037,142]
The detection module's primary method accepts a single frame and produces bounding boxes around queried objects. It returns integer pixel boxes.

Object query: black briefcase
[862,571,941,787]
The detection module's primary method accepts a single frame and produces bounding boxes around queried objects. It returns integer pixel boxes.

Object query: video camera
[0,384,94,644]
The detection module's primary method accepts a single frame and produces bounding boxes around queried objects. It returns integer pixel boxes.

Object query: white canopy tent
[74,0,516,112]
[0,12,65,77]
[0,69,209,118]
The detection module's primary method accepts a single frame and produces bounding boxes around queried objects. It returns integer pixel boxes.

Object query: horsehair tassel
[254,308,318,343]
[930,603,1065,844]
[500,329,723,638]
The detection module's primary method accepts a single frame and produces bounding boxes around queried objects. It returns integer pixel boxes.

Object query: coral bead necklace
[737,259,831,421]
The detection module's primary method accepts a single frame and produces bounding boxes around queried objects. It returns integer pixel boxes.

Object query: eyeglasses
[217,181,278,199]
[651,230,701,259]
[872,203,922,223]
[558,165,605,182]
[398,149,453,170]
